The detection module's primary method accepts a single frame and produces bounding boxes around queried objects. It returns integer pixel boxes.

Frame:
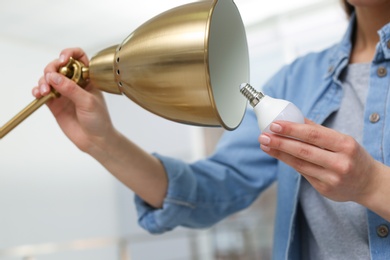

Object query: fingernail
[59,54,65,63]
[259,134,271,145]
[45,72,51,83]
[270,123,282,133]
[32,88,40,97]
[40,83,49,95]
[49,73,62,85]
[261,145,271,152]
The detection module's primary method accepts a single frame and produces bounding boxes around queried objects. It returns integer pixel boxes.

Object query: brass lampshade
[0,0,249,139]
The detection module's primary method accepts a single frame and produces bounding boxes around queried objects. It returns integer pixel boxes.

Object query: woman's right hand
[32,48,115,154]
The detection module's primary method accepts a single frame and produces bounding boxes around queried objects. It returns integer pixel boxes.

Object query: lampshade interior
[208,0,249,130]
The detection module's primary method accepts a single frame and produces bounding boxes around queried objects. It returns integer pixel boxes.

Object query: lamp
[0,0,249,139]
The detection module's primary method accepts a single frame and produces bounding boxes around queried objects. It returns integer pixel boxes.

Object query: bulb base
[239,83,264,107]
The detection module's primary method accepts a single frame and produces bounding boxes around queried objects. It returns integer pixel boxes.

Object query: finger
[32,76,50,98]
[43,48,89,79]
[59,48,89,66]
[34,48,90,101]
[46,72,90,106]
[32,86,42,98]
[260,133,339,170]
[261,143,345,196]
[261,144,328,182]
[39,83,51,96]
[36,76,51,96]
[270,121,348,152]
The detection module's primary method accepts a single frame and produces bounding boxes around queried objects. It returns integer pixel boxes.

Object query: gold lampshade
[0,0,249,139]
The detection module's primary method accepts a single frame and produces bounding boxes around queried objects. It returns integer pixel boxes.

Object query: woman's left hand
[259,119,390,221]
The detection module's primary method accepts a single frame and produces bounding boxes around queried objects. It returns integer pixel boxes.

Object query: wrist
[83,127,168,208]
[358,161,390,221]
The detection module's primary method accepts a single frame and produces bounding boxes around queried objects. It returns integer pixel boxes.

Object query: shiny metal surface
[0,0,249,138]
[0,91,59,139]
[115,0,219,127]
[0,58,88,139]
[239,83,264,107]
[92,0,248,129]
[89,45,121,94]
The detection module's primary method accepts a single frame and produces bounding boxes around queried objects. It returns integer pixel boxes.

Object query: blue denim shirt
[135,16,390,259]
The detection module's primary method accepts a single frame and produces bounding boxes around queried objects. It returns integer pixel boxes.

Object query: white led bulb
[239,83,304,133]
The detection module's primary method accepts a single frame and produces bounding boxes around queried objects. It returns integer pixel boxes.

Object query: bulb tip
[239,83,251,92]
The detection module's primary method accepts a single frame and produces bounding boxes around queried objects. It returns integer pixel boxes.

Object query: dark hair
[341,0,355,17]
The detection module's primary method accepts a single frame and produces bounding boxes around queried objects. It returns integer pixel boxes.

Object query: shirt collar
[325,13,355,79]
[327,13,390,79]
[376,22,390,61]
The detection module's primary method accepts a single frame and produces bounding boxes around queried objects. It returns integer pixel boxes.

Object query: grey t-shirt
[299,63,371,259]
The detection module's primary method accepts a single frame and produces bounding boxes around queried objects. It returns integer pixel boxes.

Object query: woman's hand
[32,48,168,208]
[32,48,115,154]
[259,119,390,221]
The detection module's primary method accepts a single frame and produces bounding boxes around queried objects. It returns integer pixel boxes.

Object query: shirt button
[377,67,387,77]
[377,224,389,238]
[369,113,380,123]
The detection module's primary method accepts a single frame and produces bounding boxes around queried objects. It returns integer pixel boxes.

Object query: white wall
[246,0,347,88]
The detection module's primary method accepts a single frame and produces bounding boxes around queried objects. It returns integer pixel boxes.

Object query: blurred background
[0,0,347,259]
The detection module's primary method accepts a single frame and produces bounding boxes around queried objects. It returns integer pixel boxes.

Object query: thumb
[46,72,89,106]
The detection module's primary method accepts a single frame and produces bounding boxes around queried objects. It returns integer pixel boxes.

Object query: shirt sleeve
[134,109,278,234]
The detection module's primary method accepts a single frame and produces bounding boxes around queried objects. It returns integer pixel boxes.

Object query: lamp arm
[0,57,89,139]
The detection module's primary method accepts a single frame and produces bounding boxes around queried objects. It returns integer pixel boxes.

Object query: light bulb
[239,83,304,133]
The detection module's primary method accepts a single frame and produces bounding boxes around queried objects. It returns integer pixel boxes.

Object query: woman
[33,0,390,258]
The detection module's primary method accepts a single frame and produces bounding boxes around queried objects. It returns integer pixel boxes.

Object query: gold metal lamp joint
[59,57,90,88]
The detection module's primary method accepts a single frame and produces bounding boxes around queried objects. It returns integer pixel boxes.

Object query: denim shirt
[135,16,390,259]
